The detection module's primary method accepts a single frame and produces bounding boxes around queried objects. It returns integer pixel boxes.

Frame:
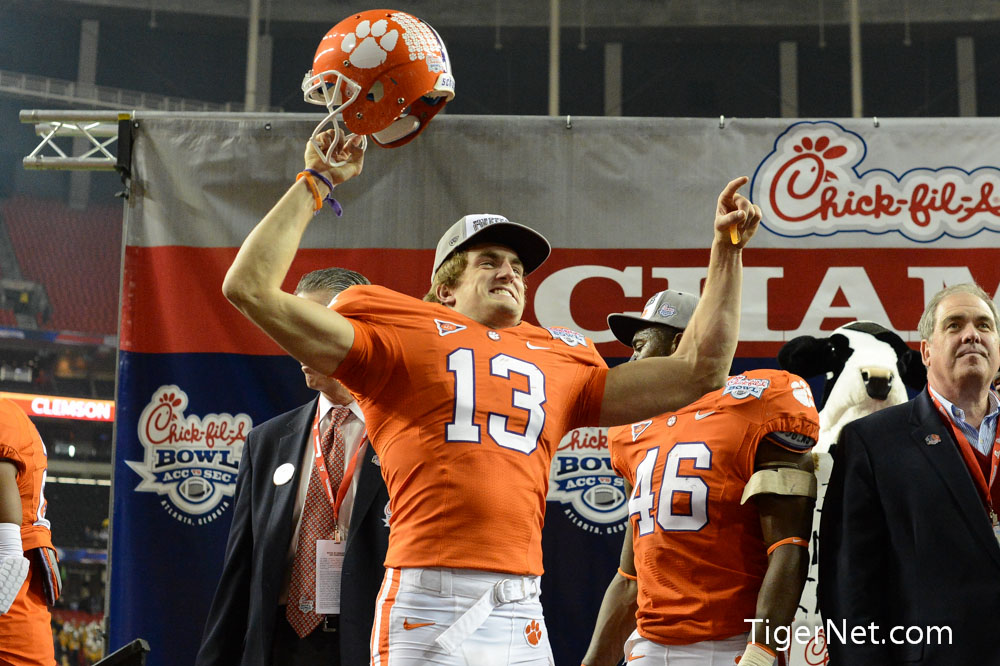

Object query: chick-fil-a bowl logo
[125,385,251,524]
[751,120,1000,241]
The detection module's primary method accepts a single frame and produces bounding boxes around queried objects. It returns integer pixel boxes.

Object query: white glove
[0,554,29,614]
[738,642,777,666]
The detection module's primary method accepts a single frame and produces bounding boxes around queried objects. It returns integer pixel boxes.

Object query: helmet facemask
[301,69,368,166]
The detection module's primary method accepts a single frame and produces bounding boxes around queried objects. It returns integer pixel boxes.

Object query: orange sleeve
[757,371,820,455]
[606,425,634,485]
[0,404,29,476]
[732,370,820,478]
[0,404,32,476]
[567,354,608,431]
[329,285,403,399]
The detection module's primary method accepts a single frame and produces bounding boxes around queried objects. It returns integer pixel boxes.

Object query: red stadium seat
[2,196,121,335]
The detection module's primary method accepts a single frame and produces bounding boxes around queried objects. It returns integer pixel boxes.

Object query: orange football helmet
[302,9,455,162]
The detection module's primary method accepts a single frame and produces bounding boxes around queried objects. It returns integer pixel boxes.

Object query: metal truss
[19,110,131,172]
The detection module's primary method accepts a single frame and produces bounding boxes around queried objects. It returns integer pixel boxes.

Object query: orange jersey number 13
[445,349,546,454]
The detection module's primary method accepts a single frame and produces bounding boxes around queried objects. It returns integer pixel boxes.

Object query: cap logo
[464,215,509,236]
[447,234,460,247]
[657,305,678,319]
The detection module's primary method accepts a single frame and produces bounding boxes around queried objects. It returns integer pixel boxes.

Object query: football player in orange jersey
[582,290,819,666]
[224,130,761,665]
[0,397,61,666]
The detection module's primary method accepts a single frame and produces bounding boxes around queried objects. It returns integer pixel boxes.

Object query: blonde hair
[424,251,468,303]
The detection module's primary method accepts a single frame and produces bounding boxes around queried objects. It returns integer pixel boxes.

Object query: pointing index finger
[720,176,750,204]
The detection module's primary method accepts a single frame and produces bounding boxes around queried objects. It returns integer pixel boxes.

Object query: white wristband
[739,642,776,666]
[0,523,22,558]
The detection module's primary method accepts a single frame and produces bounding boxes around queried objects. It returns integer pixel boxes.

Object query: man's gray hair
[916,282,1000,340]
[294,267,370,299]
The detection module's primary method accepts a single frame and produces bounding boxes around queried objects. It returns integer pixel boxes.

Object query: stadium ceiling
[52,0,1000,28]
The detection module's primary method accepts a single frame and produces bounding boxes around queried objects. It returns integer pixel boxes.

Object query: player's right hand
[714,176,761,248]
[305,129,366,187]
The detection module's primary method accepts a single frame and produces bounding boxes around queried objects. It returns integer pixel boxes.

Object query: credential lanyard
[929,392,1000,525]
[311,404,367,531]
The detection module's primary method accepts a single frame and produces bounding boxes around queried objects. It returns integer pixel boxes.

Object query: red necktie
[285,406,351,637]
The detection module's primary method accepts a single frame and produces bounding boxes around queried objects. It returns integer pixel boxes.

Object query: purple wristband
[303,168,343,217]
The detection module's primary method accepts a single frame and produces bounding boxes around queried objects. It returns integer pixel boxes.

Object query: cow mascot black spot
[777,321,926,666]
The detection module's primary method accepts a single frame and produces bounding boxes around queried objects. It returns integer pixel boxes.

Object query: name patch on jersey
[126,385,250,526]
[631,420,652,441]
[767,430,817,451]
[723,374,771,400]
[435,319,467,336]
[546,326,588,348]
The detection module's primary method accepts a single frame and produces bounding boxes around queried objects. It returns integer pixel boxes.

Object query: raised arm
[599,177,760,426]
[222,131,364,375]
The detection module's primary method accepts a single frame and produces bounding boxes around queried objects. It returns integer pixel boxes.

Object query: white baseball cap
[431,214,551,281]
[607,289,700,347]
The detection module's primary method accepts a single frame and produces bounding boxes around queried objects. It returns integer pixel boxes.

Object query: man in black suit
[819,282,1000,664]
[196,267,390,666]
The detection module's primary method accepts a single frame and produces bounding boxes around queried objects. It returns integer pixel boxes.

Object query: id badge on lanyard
[315,539,346,614]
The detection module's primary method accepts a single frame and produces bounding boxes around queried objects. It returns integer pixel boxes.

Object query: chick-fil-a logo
[126,385,251,524]
[548,428,628,535]
[752,120,1000,241]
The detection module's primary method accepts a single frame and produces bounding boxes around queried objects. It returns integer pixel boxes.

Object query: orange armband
[296,170,324,212]
[766,536,809,556]
[617,567,637,581]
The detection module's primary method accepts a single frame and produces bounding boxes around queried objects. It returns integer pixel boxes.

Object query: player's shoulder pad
[720,369,819,437]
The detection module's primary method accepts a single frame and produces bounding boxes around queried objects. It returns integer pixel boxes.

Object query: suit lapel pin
[371,454,381,466]
[925,434,941,446]
[272,462,295,485]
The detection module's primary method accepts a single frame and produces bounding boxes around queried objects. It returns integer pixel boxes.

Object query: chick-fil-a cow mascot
[777,321,926,665]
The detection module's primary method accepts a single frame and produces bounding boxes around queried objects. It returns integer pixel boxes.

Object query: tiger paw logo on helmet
[341,19,399,68]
